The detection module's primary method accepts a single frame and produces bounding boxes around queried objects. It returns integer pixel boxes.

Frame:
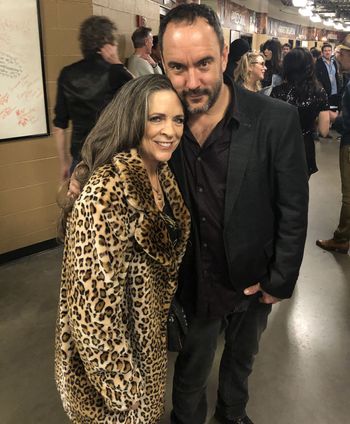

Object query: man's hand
[99,43,122,64]
[67,173,81,199]
[139,53,157,67]
[244,283,281,304]
[61,157,72,183]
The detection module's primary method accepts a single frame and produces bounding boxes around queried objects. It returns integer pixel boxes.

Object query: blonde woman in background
[234,51,267,92]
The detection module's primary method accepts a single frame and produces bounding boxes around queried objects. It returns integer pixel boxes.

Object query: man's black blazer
[170,83,309,315]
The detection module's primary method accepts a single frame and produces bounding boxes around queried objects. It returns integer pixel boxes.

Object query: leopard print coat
[55,149,191,423]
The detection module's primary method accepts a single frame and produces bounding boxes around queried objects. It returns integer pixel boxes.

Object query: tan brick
[58,1,92,29]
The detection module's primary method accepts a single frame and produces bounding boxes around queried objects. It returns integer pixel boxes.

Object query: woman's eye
[174,117,184,124]
[149,116,161,123]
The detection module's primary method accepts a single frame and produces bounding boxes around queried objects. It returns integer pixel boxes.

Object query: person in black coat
[53,16,133,182]
[315,43,340,116]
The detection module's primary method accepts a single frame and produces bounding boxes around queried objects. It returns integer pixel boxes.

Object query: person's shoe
[213,411,254,424]
[316,238,349,254]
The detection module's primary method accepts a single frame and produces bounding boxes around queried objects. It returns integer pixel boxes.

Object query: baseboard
[0,239,60,265]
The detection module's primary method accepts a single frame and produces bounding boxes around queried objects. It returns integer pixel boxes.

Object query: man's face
[161,18,228,115]
[282,46,290,56]
[322,47,332,60]
[335,48,350,72]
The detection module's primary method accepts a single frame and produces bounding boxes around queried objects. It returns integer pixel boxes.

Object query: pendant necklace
[150,169,164,208]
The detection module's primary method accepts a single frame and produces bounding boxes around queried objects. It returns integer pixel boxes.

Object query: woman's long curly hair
[282,47,321,101]
[57,74,180,240]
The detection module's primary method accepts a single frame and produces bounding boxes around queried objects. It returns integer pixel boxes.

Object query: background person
[315,43,340,123]
[55,75,190,424]
[234,51,266,92]
[261,38,283,88]
[224,38,250,80]
[282,42,291,58]
[271,48,330,176]
[53,16,133,183]
[127,26,163,77]
[317,35,350,254]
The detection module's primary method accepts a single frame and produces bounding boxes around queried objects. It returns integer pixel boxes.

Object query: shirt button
[197,156,202,161]
[201,216,206,222]
[198,187,203,193]
[203,242,208,248]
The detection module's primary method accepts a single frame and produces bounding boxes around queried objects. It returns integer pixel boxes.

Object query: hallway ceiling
[281,0,350,29]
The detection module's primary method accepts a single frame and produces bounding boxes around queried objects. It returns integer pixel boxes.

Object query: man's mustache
[182,88,210,97]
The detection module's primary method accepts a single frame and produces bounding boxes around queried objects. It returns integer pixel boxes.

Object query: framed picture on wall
[0,0,49,141]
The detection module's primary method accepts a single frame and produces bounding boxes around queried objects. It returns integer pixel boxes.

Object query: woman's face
[249,57,266,82]
[140,90,184,166]
[263,48,272,61]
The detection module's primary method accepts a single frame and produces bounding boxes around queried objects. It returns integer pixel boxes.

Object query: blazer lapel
[224,98,255,228]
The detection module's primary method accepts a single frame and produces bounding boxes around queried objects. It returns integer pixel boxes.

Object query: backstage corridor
[0,135,349,424]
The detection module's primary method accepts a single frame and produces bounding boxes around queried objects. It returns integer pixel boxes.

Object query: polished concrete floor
[1,135,349,424]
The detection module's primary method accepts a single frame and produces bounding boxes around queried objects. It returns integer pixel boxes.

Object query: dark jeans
[171,298,272,424]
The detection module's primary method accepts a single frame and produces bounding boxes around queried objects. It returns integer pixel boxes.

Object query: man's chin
[184,99,210,115]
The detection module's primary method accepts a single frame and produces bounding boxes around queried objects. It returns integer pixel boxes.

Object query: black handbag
[167,297,188,352]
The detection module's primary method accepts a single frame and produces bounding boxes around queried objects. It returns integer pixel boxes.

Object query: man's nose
[186,68,200,90]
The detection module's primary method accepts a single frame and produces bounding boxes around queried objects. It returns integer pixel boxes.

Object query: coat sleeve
[261,105,309,298]
[65,183,144,412]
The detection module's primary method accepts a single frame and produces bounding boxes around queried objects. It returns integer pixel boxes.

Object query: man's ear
[222,44,229,73]
[160,52,166,72]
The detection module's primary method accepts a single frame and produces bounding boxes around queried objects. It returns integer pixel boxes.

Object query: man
[282,42,291,57]
[158,4,308,424]
[127,27,163,77]
[317,34,350,255]
[53,16,132,182]
[315,43,340,115]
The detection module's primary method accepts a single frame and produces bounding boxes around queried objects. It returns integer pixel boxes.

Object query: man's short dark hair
[158,3,224,53]
[79,16,117,58]
[282,43,291,49]
[321,43,332,52]
[132,27,152,49]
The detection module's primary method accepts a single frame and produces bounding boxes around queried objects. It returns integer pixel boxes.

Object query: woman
[234,51,266,92]
[261,39,283,88]
[55,74,191,423]
[271,48,329,176]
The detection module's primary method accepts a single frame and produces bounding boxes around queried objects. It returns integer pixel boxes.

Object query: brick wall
[0,0,92,254]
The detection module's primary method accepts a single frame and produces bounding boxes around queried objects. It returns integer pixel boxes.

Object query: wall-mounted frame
[0,0,49,142]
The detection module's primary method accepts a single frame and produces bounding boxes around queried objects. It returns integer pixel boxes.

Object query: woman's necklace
[149,169,164,210]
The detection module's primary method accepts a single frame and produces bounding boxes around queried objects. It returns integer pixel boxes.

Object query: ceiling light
[334,22,344,30]
[292,0,307,7]
[298,7,313,17]
[310,14,321,23]
[323,19,334,27]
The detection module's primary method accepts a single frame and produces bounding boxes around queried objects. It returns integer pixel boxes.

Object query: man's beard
[180,78,222,115]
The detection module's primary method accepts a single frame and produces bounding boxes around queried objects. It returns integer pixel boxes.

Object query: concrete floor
[0,135,349,424]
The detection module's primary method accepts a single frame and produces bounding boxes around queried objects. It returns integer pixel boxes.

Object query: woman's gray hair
[57,74,181,240]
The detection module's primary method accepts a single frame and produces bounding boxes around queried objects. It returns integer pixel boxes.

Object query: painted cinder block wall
[0,0,161,255]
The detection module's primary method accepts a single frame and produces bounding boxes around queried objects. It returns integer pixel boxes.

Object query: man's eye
[170,64,183,71]
[199,60,210,68]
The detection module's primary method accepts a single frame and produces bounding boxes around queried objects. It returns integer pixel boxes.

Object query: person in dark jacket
[53,16,133,182]
[224,38,250,79]
[159,4,308,424]
[317,35,350,254]
[315,43,340,117]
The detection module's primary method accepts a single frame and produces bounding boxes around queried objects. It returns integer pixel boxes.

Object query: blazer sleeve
[65,182,144,412]
[261,105,309,298]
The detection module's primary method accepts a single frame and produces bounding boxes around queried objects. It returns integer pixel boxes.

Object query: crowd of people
[52,4,350,424]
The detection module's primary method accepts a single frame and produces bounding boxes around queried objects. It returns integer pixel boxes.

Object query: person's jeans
[170,297,272,424]
[334,145,350,242]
